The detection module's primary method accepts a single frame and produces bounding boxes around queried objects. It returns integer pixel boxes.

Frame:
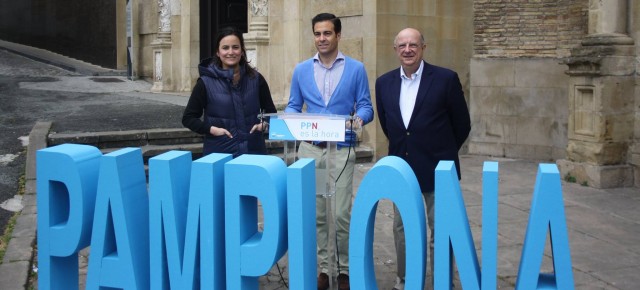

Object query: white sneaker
[392,277,405,290]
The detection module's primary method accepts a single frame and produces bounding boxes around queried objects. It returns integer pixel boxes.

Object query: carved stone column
[632,1,640,188]
[244,0,270,69]
[583,0,634,46]
[634,75,640,187]
[557,0,635,188]
[150,0,173,92]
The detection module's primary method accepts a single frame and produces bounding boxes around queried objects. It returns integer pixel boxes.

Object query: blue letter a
[516,164,575,289]
[86,148,149,290]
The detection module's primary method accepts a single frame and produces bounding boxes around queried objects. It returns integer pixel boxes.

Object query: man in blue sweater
[285,12,373,290]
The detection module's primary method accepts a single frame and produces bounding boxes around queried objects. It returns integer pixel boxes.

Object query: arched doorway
[199,0,248,60]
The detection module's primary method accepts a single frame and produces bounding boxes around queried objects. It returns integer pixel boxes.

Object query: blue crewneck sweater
[285,56,374,147]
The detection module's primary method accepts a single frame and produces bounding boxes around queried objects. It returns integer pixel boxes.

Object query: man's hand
[345,115,363,130]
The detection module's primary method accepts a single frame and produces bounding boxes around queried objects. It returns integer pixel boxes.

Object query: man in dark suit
[375,27,471,290]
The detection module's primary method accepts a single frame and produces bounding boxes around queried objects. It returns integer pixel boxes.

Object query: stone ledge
[23,180,36,195]
[557,159,634,188]
[0,261,30,290]
[47,128,374,163]
[10,214,36,238]
[2,236,35,263]
[26,121,52,180]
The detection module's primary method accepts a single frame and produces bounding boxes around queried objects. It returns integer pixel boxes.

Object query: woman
[182,27,277,157]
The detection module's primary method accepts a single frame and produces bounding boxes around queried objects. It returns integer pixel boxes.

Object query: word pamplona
[37,144,574,290]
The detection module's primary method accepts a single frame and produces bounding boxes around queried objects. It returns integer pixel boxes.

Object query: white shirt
[399,61,424,128]
[313,51,346,106]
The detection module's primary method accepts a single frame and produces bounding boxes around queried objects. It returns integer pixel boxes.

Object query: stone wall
[468,0,588,161]
[468,58,569,160]
[474,0,587,58]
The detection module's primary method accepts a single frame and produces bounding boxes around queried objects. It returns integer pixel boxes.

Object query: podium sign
[265,112,350,286]
[268,113,347,142]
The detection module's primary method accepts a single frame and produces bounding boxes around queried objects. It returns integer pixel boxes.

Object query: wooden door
[200,0,248,60]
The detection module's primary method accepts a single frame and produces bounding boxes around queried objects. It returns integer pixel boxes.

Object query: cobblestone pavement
[0,49,79,241]
[0,47,186,290]
[0,49,78,77]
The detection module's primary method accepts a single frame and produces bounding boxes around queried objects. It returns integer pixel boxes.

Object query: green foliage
[564,174,577,183]
[0,173,25,263]
[0,212,19,262]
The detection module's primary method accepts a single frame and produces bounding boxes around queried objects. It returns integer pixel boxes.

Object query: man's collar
[313,51,345,64]
[400,60,424,80]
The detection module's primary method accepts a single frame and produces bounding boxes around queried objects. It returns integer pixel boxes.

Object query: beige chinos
[394,190,459,289]
[298,141,355,275]
[394,191,435,287]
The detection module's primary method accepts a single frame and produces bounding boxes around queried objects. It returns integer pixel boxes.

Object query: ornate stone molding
[582,33,634,46]
[154,52,162,81]
[245,0,270,69]
[563,44,635,77]
[158,0,171,33]
[150,40,172,92]
[248,0,269,36]
[250,0,268,17]
[150,0,173,92]
[563,57,602,77]
[559,3,637,187]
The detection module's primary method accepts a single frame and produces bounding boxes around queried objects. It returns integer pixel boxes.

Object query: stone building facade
[470,0,639,189]
[129,0,638,188]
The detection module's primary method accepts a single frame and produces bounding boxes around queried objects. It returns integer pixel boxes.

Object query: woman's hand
[210,126,232,138]
[250,122,269,134]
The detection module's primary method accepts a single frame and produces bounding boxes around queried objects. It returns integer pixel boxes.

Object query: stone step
[48,128,374,163]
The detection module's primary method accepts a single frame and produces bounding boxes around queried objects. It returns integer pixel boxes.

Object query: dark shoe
[337,273,350,290]
[318,273,330,290]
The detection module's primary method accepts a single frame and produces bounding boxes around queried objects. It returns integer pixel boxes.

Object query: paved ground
[0,40,639,290]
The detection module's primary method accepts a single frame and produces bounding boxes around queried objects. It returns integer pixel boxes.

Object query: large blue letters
[432,161,500,290]
[286,158,318,289]
[516,164,575,290]
[37,144,101,290]
[482,162,499,290]
[35,144,575,289]
[350,156,426,290]
[224,155,288,289]
[433,161,575,290]
[86,148,149,290]
[435,161,482,290]
[148,151,232,290]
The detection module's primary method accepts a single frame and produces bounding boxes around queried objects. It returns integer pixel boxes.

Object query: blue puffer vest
[198,59,265,157]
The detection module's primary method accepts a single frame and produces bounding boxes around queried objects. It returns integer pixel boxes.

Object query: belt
[303,140,327,148]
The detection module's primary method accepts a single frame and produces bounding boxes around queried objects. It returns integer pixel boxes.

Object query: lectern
[266,112,357,288]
